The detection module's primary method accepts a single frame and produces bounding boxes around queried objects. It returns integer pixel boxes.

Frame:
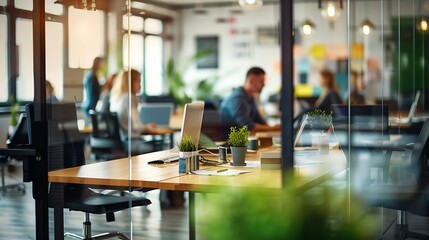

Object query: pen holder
[179,151,199,174]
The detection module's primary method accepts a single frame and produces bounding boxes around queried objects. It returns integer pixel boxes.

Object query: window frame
[122,9,173,97]
[0,1,65,108]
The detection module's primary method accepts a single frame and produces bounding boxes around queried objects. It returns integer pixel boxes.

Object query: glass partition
[293,0,429,238]
[2,0,429,239]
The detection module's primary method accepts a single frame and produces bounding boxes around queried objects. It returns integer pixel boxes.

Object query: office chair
[201,100,224,141]
[332,105,393,185]
[89,110,127,160]
[365,119,429,240]
[0,113,28,194]
[28,103,151,240]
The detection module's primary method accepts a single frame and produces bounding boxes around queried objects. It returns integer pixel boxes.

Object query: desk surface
[48,146,347,192]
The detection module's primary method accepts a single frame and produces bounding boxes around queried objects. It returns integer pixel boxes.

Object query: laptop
[148,102,205,164]
[390,91,421,124]
[139,103,174,128]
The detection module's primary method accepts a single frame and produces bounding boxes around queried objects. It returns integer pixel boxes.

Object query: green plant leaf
[227,125,251,147]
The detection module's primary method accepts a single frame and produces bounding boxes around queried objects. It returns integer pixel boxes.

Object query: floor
[2,165,429,239]
[0,165,193,240]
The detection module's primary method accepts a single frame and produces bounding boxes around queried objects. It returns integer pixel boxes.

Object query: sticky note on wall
[310,44,326,59]
[351,43,364,59]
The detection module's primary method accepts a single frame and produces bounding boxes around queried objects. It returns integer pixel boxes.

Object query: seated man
[221,67,280,135]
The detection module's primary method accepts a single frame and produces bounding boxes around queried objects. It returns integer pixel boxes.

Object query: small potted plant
[227,125,251,166]
[177,135,198,173]
[306,109,332,154]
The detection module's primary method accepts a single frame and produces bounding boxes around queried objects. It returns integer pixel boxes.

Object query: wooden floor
[2,165,429,239]
[0,165,193,240]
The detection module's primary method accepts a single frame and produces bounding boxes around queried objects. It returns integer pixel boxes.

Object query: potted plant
[227,126,251,166]
[177,135,198,173]
[306,109,332,154]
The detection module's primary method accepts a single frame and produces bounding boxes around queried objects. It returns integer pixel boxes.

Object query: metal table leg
[189,192,196,240]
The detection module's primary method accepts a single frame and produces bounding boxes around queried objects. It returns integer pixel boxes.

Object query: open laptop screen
[180,102,205,147]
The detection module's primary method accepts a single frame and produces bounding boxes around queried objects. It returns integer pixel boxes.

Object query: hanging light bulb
[238,0,263,11]
[420,19,428,31]
[361,19,375,35]
[321,1,341,23]
[301,19,315,35]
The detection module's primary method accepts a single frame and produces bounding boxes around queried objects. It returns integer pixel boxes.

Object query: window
[0,0,6,6]
[122,14,144,32]
[68,7,105,69]
[16,18,34,101]
[123,34,144,71]
[0,15,7,102]
[14,0,32,11]
[122,16,168,96]
[144,18,162,35]
[46,0,64,15]
[46,22,64,99]
[145,36,163,95]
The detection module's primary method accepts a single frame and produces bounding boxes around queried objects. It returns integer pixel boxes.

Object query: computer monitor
[179,102,205,147]
[6,113,29,147]
[139,103,174,128]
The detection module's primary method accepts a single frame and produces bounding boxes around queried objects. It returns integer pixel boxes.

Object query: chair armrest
[354,145,406,152]
[404,143,415,150]
[0,148,37,157]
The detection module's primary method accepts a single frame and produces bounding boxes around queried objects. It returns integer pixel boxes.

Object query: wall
[178,4,281,101]
[178,1,423,103]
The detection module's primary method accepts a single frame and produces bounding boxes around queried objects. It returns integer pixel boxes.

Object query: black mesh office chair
[365,119,429,239]
[89,110,127,160]
[27,103,151,240]
[0,113,28,194]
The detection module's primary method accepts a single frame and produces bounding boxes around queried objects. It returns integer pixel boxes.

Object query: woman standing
[82,57,104,116]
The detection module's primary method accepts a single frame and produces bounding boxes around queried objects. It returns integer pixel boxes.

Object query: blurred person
[82,57,104,116]
[348,70,366,105]
[221,67,280,135]
[96,73,117,113]
[315,69,343,112]
[46,80,59,103]
[110,69,157,154]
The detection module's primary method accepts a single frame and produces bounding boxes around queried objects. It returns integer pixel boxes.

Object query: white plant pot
[179,151,199,174]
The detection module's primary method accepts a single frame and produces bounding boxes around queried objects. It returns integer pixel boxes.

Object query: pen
[216,168,228,173]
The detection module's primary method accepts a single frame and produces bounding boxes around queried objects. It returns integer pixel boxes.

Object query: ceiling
[138,0,279,9]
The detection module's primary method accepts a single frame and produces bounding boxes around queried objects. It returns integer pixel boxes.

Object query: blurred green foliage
[165,50,215,106]
[10,95,20,127]
[201,179,374,240]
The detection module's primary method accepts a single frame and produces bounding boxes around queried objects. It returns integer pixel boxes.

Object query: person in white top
[110,69,157,154]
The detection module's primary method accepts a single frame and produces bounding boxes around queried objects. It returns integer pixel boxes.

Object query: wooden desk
[159,148,347,193]
[49,150,179,189]
[48,147,347,240]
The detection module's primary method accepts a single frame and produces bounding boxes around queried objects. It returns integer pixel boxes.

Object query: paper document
[192,169,250,176]
[221,161,261,168]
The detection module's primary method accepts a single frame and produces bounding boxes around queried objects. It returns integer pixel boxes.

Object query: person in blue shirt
[221,67,280,135]
[82,57,104,116]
